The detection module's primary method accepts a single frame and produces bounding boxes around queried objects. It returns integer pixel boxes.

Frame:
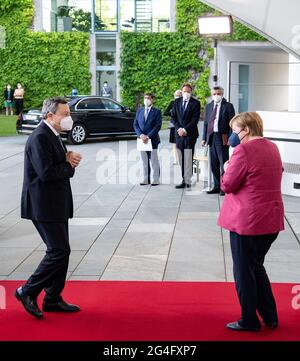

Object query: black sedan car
[16,96,137,144]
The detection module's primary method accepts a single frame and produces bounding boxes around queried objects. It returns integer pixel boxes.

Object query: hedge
[0,0,91,110]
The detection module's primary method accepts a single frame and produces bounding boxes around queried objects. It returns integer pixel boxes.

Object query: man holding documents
[134,93,162,186]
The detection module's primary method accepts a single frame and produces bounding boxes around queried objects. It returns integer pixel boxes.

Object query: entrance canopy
[201,0,300,59]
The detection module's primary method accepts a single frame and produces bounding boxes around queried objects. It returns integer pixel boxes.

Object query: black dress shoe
[151,182,160,186]
[186,184,191,188]
[264,321,278,329]
[15,287,43,319]
[43,298,80,313]
[175,183,186,189]
[140,182,150,186]
[206,188,220,194]
[219,190,225,196]
[226,321,260,332]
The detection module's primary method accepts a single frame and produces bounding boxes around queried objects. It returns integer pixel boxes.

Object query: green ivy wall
[0,0,91,110]
[120,0,265,111]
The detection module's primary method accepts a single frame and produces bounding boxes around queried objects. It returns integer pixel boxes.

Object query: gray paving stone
[174,219,221,238]
[115,232,172,257]
[0,248,33,275]
[285,213,300,234]
[164,259,226,281]
[0,220,41,248]
[72,227,127,276]
[101,255,167,281]
[127,223,175,233]
[265,262,300,283]
[283,195,300,213]
[12,250,86,274]
[69,225,105,251]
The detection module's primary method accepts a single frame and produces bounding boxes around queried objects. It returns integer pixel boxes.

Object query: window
[96,52,115,66]
[76,98,105,110]
[101,99,122,110]
[95,0,118,32]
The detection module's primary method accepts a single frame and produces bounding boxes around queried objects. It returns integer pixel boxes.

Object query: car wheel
[68,123,87,145]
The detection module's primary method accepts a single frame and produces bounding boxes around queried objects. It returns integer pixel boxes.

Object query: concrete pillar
[116,33,121,102]
[288,54,300,111]
[170,0,176,32]
[33,0,44,31]
[89,33,97,95]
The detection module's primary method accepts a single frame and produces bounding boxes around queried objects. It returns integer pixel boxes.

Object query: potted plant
[57,6,74,32]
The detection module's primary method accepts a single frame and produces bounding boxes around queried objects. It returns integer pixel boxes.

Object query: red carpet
[0,281,299,341]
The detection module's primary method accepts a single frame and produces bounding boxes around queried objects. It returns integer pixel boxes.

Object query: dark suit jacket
[164,100,174,117]
[202,98,235,144]
[171,97,201,142]
[4,89,14,101]
[21,121,75,222]
[133,106,162,148]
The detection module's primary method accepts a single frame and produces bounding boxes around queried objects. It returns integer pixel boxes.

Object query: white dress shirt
[43,120,59,136]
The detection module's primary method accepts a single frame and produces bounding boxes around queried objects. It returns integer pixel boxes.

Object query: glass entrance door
[96,69,116,99]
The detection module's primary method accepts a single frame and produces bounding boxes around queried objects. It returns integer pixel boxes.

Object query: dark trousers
[15,99,24,115]
[230,231,279,328]
[209,133,229,189]
[23,221,71,302]
[176,136,196,184]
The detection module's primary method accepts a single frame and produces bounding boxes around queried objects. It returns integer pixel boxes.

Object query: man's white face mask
[213,95,223,103]
[60,116,73,131]
[182,92,191,101]
[144,99,152,108]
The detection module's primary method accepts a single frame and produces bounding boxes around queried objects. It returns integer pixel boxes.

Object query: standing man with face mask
[202,86,235,196]
[15,97,82,319]
[134,93,162,186]
[172,83,201,189]
[100,81,113,98]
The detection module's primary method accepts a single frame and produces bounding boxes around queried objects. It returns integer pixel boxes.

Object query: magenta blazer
[218,138,284,236]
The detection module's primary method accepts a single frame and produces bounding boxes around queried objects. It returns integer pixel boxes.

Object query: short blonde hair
[230,112,263,137]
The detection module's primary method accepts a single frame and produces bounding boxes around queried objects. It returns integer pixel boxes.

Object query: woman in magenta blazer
[218,112,284,332]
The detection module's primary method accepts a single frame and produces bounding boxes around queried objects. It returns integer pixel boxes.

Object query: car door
[75,97,113,134]
[100,99,135,133]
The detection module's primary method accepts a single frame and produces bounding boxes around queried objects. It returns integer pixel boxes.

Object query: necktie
[182,101,187,113]
[57,135,66,153]
[207,104,218,136]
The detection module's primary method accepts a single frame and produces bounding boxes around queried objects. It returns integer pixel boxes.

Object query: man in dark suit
[134,93,162,186]
[15,97,82,319]
[171,83,201,188]
[202,86,235,195]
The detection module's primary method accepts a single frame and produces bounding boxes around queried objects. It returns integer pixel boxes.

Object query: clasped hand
[66,151,82,168]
